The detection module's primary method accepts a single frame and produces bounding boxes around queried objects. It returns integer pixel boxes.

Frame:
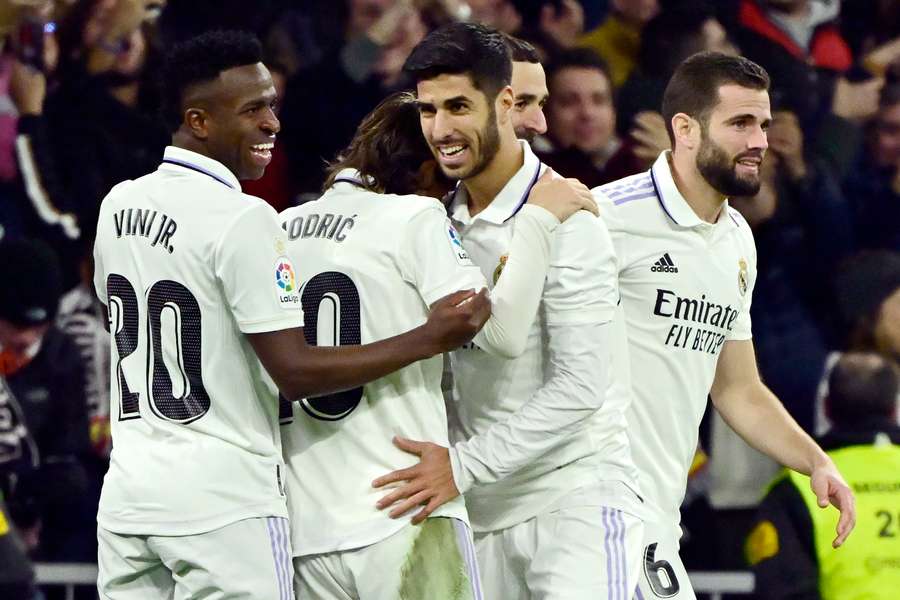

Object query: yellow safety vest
[788,439,900,600]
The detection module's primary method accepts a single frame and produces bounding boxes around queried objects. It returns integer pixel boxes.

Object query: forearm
[474,204,558,358]
[451,322,609,493]
[713,381,829,476]
[251,326,439,401]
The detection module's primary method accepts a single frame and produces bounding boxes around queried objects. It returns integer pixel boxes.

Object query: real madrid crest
[493,254,509,285]
[738,258,748,296]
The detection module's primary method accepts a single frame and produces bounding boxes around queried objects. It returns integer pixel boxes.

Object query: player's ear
[672,112,699,151]
[185,107,210,140]
[496,85,514,123]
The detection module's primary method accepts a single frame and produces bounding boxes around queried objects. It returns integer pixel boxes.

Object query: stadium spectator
[32,0,167,279]
[280,0,428,197]
[814,251,900,436]
[843,82,900,253]
[0,239,94,565]
[509,0,584,58]
[733,0,884,176]
[0,375,37,600]
[747,352,900,599]
[616,3,737,146]
[578,0,658,88]
[537,47,641,186]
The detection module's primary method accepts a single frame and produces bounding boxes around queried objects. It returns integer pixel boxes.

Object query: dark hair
[638,5,718,79]
[161,30,264,132]
[546,47,612,90]
[323,92,434,195]
[404,22,512,101]
[511,0,563,29]
[661,51,770,146]
[503,33,541,64]
[828,353,899,427]
[0,238,62,326]
[836,251,900,352]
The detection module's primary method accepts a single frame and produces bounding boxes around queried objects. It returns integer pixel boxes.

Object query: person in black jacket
[0,375,37,600]
[0,239,94,565]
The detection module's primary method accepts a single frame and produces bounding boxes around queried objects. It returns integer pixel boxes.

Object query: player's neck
[463,137,524,216]
[171,134,224,170]
[670,150,727,224]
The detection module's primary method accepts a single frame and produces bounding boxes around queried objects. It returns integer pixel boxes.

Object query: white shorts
[294,517,482,600]
[475,500,643,600]
[633,522,695,600]
[97,517,294,600]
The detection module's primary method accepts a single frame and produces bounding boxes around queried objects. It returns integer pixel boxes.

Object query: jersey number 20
[107,274,210,424]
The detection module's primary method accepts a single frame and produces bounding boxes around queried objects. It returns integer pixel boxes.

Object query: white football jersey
[594,152,757,535]
[92,146,302,536]
[279,172,486,556]
[448,142,641,532]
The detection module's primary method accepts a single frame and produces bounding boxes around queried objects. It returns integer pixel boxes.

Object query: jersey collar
[160,146,241,190]
[449,141,545,226]
[651,151,737,230]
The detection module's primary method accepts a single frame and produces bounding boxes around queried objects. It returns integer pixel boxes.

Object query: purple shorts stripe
[278,518,294,599]
[615,510,628,600]
[452,519,484,600]
[602,507,617,600]
[265,518,286,600]
[635,585,646,600]
[266,517,291,600]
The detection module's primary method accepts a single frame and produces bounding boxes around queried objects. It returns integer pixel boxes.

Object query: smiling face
[510,61,549,142]
[189,63,280,180]
[694,84,771,196]
[415,73,506,180]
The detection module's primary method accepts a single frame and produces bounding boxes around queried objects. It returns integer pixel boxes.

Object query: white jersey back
[595,152,757,534]
[279,175,485,556]
[93,147,302,536]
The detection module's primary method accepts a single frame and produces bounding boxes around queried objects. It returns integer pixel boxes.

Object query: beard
[696,131,762,197]
[514,126,536,144]
[434,104,502,181]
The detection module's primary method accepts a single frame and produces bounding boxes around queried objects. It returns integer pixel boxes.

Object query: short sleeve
[214,201,304,334]
[398,206,486,306]
[728,236,756,341]
[543,211,619,326]
[92,203,109,305]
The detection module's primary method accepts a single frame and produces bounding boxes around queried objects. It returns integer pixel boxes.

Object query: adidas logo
[651,253,679,273]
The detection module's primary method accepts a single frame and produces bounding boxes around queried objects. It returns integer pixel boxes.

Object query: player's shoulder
[592,171,658,228]
[724,205,757,257]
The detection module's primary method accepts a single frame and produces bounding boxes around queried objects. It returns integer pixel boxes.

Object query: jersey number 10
[107,273,210,424]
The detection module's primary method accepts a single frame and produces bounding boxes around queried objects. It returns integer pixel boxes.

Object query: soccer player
[504,34,549,143]
[280,91,596,600]
[590,51,855,599]
[91,31,489,600]
[374,23,645,599]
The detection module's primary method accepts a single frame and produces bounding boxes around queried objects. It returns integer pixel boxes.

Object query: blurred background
[0,1,897,598]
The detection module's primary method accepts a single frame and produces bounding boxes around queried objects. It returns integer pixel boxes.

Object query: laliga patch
[446,224,473,265]
[274,256,300,308]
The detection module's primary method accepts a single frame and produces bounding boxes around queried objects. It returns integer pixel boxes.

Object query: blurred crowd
[0,0,897,596]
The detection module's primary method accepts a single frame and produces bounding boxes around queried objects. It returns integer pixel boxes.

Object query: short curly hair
[161,30,263,133]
